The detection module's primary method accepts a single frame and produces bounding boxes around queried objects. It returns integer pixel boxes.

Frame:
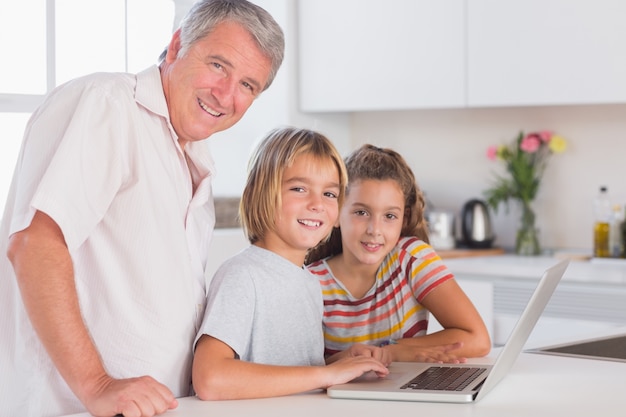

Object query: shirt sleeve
[194,258,256,358]
[11,78,131,250]
[398,237,455,302]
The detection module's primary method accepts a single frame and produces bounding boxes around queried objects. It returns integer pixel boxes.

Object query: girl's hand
[385,341,467,363]
[343,343,392,366]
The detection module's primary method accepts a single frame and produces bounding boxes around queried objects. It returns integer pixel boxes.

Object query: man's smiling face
[160,21,272,148]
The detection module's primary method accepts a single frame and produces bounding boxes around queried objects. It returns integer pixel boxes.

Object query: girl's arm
[386,279,491,362]
[192,335,389,400]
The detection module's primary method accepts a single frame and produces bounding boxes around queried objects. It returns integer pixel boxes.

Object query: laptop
[327,259,570,403]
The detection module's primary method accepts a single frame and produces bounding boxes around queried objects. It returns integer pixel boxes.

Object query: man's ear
[165,29,183,63]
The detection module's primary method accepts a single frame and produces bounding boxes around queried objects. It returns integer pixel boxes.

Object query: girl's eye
[386,213,399,220]
[354,210,368,216]
[290,187,305,193]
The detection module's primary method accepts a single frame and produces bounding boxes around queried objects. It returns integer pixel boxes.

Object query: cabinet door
[428,279,494,342]
[467,0,626,107]
[297,0,465,112]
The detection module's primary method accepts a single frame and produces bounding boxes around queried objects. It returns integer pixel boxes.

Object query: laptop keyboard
[400,366,487,391]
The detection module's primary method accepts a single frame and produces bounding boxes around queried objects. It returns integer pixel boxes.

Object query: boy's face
[259,153,340,266]
[339,179,405,268]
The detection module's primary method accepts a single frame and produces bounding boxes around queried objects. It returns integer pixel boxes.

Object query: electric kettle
[459,199,495,248]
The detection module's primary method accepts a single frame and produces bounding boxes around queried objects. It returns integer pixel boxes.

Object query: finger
[361,348,374,358]
[152,382,177,410]
[120,381,172,417]
[117,401,141,417]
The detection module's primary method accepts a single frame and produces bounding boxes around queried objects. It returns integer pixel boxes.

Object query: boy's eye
[324,191,338,199]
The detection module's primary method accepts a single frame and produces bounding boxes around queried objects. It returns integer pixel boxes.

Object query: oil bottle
[621,205,626,258]
[593,186,611,258]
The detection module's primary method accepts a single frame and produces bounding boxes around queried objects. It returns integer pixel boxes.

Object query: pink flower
[520,134,541,153]
[537,131,553,142]
[486,145,498,160]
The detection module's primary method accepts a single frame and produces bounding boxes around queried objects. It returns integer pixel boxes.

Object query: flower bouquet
[484,131,567,255]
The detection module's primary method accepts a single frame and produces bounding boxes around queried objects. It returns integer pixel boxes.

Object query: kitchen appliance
[427,210,456,250]
[459,199,495,248]
[531,334,626,363]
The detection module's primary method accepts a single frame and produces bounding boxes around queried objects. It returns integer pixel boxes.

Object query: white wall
[350,105,626,252]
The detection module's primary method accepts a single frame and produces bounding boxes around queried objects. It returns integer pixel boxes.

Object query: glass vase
[516,201,541,256]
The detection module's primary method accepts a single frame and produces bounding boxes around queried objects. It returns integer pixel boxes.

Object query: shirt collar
[135,65,169,119]
[135,65,216,181]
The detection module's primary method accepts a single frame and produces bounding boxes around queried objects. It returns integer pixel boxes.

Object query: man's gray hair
[160,0,284,91]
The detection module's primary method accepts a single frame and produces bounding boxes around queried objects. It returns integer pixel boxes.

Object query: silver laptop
[327,259,570,403]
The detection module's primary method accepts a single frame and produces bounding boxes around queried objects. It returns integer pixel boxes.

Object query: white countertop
[63,341,626,417]
[443,254,626,285]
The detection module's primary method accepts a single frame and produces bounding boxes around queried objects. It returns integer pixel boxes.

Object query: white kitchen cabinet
[297,0,626,112]
[467,0,626,107]
[444,255,626,347]
[205,228,248,284]
[297,0,465,112]
[428,279,494,342]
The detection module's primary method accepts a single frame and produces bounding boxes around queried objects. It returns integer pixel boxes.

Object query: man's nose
[211,77,236,105]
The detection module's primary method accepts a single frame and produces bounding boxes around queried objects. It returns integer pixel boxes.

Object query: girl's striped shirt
[307,236,454,356]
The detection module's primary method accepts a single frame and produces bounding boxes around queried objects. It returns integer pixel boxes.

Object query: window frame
[0,0,179,214]
[0,0,58,112]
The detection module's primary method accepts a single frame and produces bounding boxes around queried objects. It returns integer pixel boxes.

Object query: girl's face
[259,153,341,265]
[339,179,405,267]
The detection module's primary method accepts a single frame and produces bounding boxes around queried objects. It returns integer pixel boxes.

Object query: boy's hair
[306,144,429,264]
[239,126,348,244]
[160,0,285,91]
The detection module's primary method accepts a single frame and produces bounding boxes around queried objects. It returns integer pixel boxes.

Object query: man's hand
[83,375,178,417]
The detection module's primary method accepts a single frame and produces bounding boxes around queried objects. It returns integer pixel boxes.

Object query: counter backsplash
[214,197,240,228]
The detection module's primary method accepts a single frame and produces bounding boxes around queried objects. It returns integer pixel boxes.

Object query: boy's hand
[324,356,389,387]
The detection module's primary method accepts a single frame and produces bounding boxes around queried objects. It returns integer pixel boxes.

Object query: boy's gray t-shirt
[196,245,325,366]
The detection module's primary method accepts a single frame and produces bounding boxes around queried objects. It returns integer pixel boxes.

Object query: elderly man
[0,1,284,416]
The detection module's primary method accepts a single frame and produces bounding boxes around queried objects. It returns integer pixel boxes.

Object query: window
[0,0,175,215]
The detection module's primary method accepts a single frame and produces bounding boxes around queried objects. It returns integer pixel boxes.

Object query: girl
[307,144,491,363]
[192,128,388,400]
